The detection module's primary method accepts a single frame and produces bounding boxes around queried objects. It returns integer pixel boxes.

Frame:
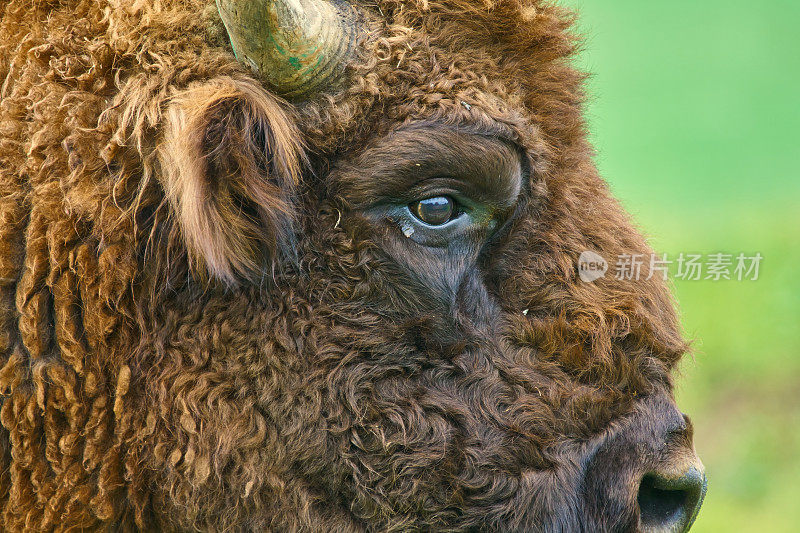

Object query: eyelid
[337,125,525,214]
[401,180,483,214]
[410,176,476,196]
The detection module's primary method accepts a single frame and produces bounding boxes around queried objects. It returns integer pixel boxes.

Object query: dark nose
[637,465,707,533]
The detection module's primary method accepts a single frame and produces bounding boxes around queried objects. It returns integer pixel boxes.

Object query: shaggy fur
[0,0,695,531]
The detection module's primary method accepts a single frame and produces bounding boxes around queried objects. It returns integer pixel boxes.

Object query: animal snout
[637,464,707,533]
[579,395,707,532]
[635,410,707,532]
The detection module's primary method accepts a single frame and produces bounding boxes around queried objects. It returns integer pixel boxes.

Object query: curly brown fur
[1,0,696,531]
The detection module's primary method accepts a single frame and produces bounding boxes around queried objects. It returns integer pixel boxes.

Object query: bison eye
[411,196,456,226]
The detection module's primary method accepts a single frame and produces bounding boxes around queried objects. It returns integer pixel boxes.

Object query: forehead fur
[296,0,584,155]
[103,0,581,157]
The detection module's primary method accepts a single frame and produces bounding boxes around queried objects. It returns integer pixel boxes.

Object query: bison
[0,0,706,531]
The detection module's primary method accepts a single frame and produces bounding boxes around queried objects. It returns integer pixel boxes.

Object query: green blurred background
[564,0,800,530]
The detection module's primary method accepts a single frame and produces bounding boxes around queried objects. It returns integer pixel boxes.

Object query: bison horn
[215,0,358,99]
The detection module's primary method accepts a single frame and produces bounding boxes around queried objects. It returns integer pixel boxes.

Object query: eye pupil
[413,196,454,226]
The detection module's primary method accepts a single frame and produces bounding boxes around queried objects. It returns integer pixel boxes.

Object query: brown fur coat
[0,0,687,530]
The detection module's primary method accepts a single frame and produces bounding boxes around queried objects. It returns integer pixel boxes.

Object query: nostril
[637,468,707,532]
[638,475,687,526]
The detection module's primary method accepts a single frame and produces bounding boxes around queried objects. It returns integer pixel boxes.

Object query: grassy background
[563,0,800,530]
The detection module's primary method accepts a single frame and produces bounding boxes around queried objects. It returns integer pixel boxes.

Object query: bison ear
[158,76,305,287]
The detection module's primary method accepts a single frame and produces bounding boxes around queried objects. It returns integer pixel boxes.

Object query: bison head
[0,0,705,531]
